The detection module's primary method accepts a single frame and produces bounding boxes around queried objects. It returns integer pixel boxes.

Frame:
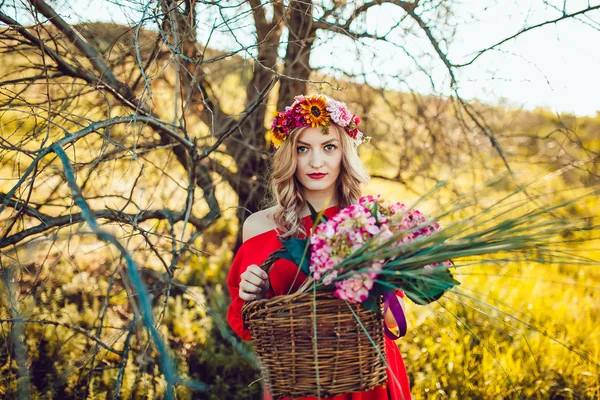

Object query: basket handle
[245,247,286,304]
[258,247,286,274]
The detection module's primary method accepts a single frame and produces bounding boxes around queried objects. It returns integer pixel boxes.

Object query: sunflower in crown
[300,95,330,128]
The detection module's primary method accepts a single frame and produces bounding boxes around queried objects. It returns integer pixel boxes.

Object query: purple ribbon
[383,292,407,340]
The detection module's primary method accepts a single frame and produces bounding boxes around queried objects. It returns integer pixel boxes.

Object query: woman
[227,94,412,400]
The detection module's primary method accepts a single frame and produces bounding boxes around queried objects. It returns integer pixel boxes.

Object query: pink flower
[310,204,381,290]
[293,94,306,103]
[326,100,353,127]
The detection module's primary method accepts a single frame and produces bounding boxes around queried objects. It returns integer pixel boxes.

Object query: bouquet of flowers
[276,188,599,317]
[312,196,456,303]
[277,195,459,325]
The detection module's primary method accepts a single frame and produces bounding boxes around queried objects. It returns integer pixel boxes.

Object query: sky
[8,0,600,117]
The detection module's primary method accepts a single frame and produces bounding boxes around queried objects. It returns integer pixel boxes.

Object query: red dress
[227,205,412,400]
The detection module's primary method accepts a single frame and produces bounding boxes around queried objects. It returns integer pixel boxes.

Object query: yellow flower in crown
[269,111,287,148]
[268,94,371,150]
[299,95,330,128]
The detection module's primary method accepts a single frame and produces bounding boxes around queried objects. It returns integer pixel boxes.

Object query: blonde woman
[227,95,412,400]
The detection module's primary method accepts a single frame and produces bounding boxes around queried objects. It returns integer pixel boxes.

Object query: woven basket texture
[241,250,387,399]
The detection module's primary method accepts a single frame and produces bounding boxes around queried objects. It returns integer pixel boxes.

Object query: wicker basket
[241,250,388,399]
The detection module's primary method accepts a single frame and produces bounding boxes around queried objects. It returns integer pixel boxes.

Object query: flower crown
[268,94,371,150]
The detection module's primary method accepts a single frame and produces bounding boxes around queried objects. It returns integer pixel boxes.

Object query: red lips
[308,173,327,179]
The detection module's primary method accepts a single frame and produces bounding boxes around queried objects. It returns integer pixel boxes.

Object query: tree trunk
[277,0,315,110]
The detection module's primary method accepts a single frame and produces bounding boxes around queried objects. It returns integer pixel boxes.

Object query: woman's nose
[309,151,324,168]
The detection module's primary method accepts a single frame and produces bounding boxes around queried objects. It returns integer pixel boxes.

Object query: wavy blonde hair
[262,124,371,239]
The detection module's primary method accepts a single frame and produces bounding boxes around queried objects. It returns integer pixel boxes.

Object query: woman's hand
[239,264,270,301]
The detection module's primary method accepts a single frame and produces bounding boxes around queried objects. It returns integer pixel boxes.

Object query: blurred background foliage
[0,3,599,399]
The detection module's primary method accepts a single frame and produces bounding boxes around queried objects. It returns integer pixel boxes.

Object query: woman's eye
[297,144,337,153]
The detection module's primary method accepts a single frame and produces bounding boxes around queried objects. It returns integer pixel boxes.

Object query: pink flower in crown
[294,94,306,104]
[294,109,307,128]
[281,113,295,130]
[270,113,282,131]
[326,100,354,127]
[344,115,360,137]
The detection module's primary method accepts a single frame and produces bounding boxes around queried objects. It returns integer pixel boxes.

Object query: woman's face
[294,126,343,194]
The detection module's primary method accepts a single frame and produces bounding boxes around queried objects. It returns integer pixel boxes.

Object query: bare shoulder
[242,206,278,243]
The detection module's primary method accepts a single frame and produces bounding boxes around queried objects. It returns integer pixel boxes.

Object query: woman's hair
[262,123,371,239]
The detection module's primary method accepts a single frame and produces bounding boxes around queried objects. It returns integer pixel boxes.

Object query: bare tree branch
[452,4,600,68]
